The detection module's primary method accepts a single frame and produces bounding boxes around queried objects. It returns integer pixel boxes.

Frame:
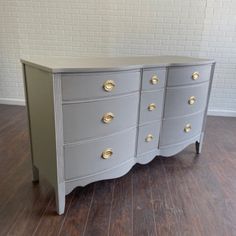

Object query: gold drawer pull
[188,96,196,105]
[150,75,159,85]
[148,103,156,111]
[184,124,192,133]
[145,134,154,142]
[192,72,200,80]
[103,80,115,92]
[102,112,114,124]
[101,148,113,159]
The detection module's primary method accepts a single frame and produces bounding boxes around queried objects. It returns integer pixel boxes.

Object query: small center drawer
[64,128,136,180]
[63,93,139,143]
[137,121,161,154]
[142,68,166,90]
[139,90,164,124]
[167,65,211,86]
[61,70,140,101]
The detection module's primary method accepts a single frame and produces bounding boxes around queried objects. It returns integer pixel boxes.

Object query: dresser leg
[195,141,201,154]
[55,183,65,215]
[32,165,39,183]
[196,132,205,154]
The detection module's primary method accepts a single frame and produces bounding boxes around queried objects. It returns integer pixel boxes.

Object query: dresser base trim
[64,134,202,196]
[65,159,136,195]
[159,134,201,157]
[136,149,159,164]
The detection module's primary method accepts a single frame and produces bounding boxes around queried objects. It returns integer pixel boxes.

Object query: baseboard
[0,98,25,106]
[208,109,236,117]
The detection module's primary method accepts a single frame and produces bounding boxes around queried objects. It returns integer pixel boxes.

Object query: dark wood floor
[0,105,236,236]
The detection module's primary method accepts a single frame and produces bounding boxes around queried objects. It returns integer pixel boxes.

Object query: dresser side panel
[24,65,58,187]
[202,63,216,131]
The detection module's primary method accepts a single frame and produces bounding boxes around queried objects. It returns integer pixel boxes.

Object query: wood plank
[5,179,52,236]
[59,184,95,236]
[83,180,114,236]
[210,154,236,236]
[1,106,236,235]
[109,172,133,236]
[33,193,74,236]
[161,155,204,236]
[161,148,229,236]
[149,157,181,236]
[132,164,156,236]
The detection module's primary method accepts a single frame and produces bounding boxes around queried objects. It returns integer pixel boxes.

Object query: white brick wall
[0,0,236,115]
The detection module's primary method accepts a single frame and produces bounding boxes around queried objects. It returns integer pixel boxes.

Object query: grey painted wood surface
[64,128,136,180]
[137,121,161,154]
[160,111,205,146]
[22,56,215,214]
[21,55,214,73]
[24,65,58,188]
[62,70,140,101]
[142,68,166,90]
[167,64,212,86]
[164,82,210,118]
[139,90,164,124]
[63,93,139,143]
[52,74,66,214]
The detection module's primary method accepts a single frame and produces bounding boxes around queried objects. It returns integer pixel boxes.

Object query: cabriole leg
[195,141,202,154]
[32,165,39,183]
[196,133,204,154]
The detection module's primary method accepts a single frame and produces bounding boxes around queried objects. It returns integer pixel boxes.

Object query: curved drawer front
[142,68,166,90]
[64,128,136,180]
[164,82,209,118]
[139,90,164,124]
[167,65,211,86]
[63,93,139,143]
[62,70,140,101]
[137,121,161,154]
[160,112,204,147]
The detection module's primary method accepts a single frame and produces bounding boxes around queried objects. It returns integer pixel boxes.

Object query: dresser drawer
[167,65,211,86]
[142,68,166,90]
[164,82,209,118]
[160,112,204,146]
[64,128,136,180]
[61,70,140,101]
[139,90,164,124]
[63,93,139,143]
[137,121,161,154]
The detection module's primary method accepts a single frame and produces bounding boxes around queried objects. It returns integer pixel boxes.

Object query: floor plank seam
[58,192,75,235]
[5,204,25,236]
[161,158,180,234]
[1,106,236,236]
[32,196,53,236]
[107,180,115,236]
[148,165,158,236]
[82,184,95,236]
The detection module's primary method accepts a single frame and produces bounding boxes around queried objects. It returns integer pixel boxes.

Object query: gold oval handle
[148,103,157,111]
[145,134,154,142]
[150,75,159,85]
[103,80,115,92]
[184,124,192,133]
[102,112,114,124]
[192,72,200,80]
[188,96,196,105]
[101,148,113,159]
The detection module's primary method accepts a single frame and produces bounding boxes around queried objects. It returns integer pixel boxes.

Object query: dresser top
[21,55,215,73]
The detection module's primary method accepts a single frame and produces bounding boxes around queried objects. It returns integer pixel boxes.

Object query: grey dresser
[21,56,215,215]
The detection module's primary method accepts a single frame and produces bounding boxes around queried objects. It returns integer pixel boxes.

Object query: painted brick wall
[0,0,236,115]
